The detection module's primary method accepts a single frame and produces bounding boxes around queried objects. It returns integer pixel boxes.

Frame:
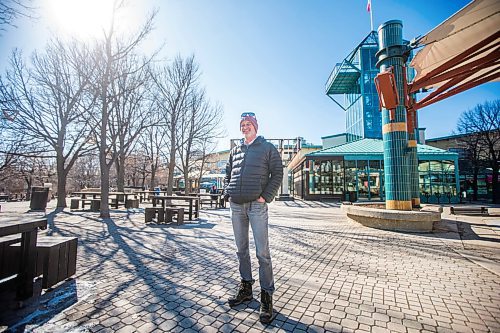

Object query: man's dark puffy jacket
[224,136,283,204]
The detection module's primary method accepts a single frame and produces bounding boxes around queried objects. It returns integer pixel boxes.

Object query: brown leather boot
[259,290,273,323]
[228,280,253,307]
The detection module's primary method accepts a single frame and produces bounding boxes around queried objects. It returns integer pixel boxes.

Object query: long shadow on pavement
[1,207,310,332]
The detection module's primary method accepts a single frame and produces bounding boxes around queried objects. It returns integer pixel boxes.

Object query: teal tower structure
[325,32,381,143]
[375,20,419,210]
[323,24,457,205]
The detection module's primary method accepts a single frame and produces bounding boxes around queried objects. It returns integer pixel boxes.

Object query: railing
[229,138,303,167]
[325,62,344,93]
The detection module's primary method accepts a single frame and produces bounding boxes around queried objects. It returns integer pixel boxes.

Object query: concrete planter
[342,204,440,232]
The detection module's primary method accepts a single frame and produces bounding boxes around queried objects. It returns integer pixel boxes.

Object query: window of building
[344,160,356,192]
[307,159,343,195]
[419,160,457,198]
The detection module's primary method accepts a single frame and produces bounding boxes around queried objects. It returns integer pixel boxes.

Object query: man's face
[240,120,257,140]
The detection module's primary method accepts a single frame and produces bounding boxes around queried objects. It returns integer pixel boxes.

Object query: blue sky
[1,0,498,151]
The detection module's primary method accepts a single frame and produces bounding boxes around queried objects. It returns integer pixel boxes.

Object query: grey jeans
[230,200,275,294]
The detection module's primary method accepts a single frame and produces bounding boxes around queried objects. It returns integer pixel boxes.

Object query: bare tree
[68,153,100,191]
[0,113,47,190]
[0,135,21,181]
[0,39,97,208]
[137,121,167,190]
[456,100,500,203]
[151,55,199,195]
[177,89,224,194]
[110,56,156,192]
[87,2,157,218]
[11,155,53,200]
[0,0,36,33]
[123,152,151,188]
[453,130,485,201]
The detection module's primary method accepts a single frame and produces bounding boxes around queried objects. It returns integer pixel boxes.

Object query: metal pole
[407,108,420,207]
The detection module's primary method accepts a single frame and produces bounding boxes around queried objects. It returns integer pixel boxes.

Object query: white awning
[410,0,500,95]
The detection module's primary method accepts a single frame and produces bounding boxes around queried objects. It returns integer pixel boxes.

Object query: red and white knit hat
[240,112,258,131]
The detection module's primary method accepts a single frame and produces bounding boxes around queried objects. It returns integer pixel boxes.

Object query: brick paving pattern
[0,200,499,332]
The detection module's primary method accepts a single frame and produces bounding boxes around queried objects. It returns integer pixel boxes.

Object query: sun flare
[45,0,137,39]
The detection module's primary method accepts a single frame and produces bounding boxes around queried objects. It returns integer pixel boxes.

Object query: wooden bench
[198,193,225,209]
[125,198,139,209]
[145,207,165,223]
[450,206,488,216]
[5,236,78,289]
[165,207,184,225]
[200,197,220,208]
[152,196,199,221]
[0,235,22,280]
[70,198,101,211]
[36,236,78,288]
[70,198,80,210]
[110,198,126,209]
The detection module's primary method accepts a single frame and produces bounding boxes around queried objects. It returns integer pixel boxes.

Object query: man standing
[224,112,283,324]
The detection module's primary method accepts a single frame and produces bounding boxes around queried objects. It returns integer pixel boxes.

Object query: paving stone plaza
[0,200,499,333]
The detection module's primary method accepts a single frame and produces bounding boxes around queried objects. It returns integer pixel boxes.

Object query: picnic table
[197,192,226,208]
[152,195,200,221]
[72,191,137,209]
[0,218,47,299]
[134,190,169,203]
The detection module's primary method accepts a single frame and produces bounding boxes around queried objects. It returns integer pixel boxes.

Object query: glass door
[368,171,382,200]
[356,169,383,200]
[356,170,369,199]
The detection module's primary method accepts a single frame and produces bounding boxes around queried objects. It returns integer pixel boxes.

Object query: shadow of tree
[5,202,497,332]
[1,207,310,331]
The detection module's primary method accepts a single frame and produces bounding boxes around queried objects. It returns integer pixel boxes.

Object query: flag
[367,0,371,12]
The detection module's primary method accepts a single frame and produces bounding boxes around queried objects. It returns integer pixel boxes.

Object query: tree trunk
[56,159,68,208]
[116,155,126,192]
[25,176,32,201]
[149,165,156,189]
[100,156,110,218]
[99,96,110,218]
[167,131,176,195]
[184,170,190,195]
[167,157,175,195]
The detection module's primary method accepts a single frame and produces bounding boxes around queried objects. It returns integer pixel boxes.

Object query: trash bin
[30,186,51,211]
[349,191,357,202]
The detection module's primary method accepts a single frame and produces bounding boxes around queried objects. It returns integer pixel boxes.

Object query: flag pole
[370,0,374,31]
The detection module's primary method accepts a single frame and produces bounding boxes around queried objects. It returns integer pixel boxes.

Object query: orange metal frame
[407,31,500,111]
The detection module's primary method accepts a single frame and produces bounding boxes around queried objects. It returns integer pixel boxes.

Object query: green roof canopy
[307,138,458,160]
